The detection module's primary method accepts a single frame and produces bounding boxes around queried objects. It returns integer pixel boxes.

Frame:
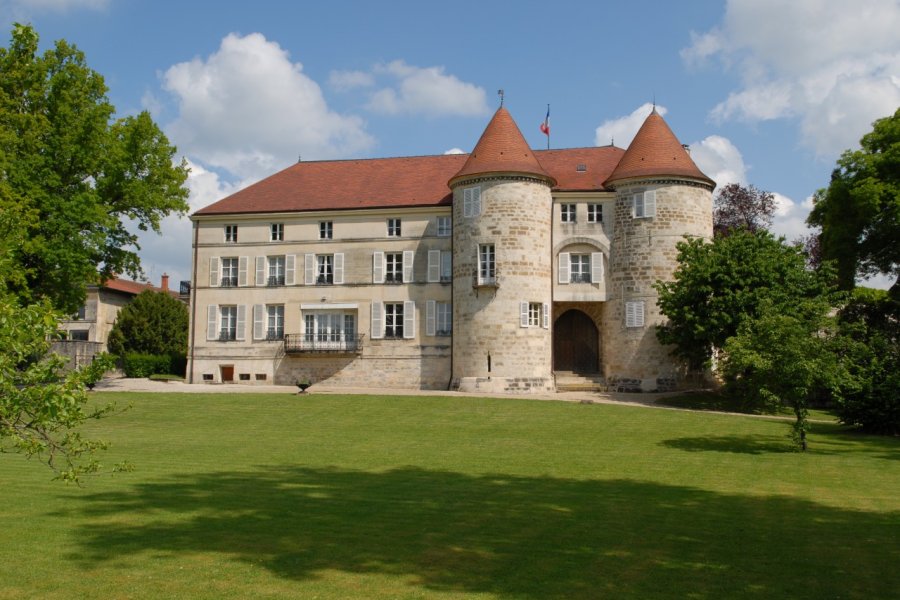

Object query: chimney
[161,273,169,292]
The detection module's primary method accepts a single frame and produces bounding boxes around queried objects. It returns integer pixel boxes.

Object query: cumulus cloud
[683,0,900,157]
[689,135,747,189]
[162,32,373,182]
[366,60,489,117]
[328,69,375,92]
[443,147,466,155]
[769,192,815,242]
[594,103,664,148]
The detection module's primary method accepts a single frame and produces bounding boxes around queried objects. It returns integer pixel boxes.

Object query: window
[225,224,238,243]
[267,305,284,340]
[268,256,285,286]
[221,257,239,287]
[463,187,481,217]
[561,204,576,223]
[69,330,89,341]
[316,255,333,284]
[319,221,333,240]
[520,302,550,328]
[385,252,403,283]
[437,216,451,237]
[625,301,645,328]
[588,204,603,223]
[478,244,495,284]
[426,300,452,336]
[74,305,87,320]
[384,302,404,338]
[220,306,237,340]
[270,223,284,242]
[633,190,656,218]
[441,251,452,282]
[302,312,356,349]
[387,218,401,237]
[427,250,452,283]
[570,254,591,283]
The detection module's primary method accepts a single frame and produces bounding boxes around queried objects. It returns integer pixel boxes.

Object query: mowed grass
[1,393,898,599]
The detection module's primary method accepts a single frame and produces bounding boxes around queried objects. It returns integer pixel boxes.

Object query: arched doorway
[553,310,600,373]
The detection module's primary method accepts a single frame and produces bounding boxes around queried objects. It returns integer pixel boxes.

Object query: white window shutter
[285,254,296,286]
[206,305,218,340]
[403,250,414,283]
[635,301,645,327]
[542,303,550,329]
[626,302,635,327]
[373,251,385,284]
[426,300,436,336]
[473,187,481,215]
[520,301,529,328]
[238,256,249,286]
[255,256,266,286]
[252,304,265,340]
[558,253,570,284]
[403,300,415,339]
[644,190,656,217]
[334,253,344,284]
[209,257,220,287]
[591,252,604,283]
[305,254,315,285]
[235,305,246,341]
[427,250,440,283]
[463,188,473,217]
[371,301,383,339]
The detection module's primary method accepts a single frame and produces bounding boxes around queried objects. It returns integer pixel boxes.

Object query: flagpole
[546,104,550,150]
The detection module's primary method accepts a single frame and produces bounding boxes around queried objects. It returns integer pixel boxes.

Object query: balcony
[472,268,499,289]
[283,333,364,355]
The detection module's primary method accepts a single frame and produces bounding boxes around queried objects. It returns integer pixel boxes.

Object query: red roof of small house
[449,106,553,186]
[101,277,176,297]
[605,108,714,188]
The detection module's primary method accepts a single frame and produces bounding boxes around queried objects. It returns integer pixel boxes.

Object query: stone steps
[554,371,607,392]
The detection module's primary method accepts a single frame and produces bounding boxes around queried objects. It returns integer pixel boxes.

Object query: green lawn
[1,393,898,599]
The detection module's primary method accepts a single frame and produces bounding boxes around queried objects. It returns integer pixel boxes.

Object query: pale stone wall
[451,176,554,392]
[602,180,712,390]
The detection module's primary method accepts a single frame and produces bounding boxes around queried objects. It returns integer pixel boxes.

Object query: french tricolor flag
[540,105,550,136]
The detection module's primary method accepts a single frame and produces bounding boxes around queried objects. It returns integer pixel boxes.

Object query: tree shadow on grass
[660,434,796,454]
[54,466,900,599]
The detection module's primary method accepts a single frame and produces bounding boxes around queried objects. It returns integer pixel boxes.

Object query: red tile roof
[605,108,714,187]
[449,107,553,186]
[101,277,173,297]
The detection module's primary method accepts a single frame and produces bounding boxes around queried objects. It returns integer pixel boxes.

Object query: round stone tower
[602,108,715,392]
[449,107,557,393]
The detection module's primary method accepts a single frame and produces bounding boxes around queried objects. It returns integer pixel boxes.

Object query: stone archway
[553,309,600,373]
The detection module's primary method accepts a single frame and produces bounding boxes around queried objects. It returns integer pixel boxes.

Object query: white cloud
[683,0,900,157]
[162,32,373,182]
[770,192,814,242]
[443,147,466,155]
[366,60,489,117]
[689,135,747,189]
[594,103,665,148]
[0,0,106,22]
[328,70,375,92]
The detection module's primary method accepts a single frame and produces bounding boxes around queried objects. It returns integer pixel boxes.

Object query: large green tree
[107,290,188,357]
[654,230,835,370]
[0,24,189,313]
[807,108,900,293]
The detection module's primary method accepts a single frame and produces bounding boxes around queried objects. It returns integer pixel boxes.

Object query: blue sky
[3,0,899,288]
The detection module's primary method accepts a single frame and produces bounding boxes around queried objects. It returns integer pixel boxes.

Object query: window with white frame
[625,301,645,328]
[225,224,238,243]
[426,300,452,336]
[437,216,451,237]
[478,244,495,284]
[219,306,238,340]
[319,221,333,240]
[267,305,284,339]
[632,190,656,218]
[561,204,576,223]
[316,255,333,284]
[385,252,403,283]
[463,187,481,218]
[221,257,239,287]
[268,256,285,286]
[519,301,550,328]
[270,223,284,241]
[384,302,404,338]
[304,253,343,285]
[387,218,401,237]
[371,301,414,340]
[588,203,603,223]
[570,254,591,283]
[441,251,451,282]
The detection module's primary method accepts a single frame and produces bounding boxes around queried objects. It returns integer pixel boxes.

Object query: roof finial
[652,93,658,115]
[498,89,504,107]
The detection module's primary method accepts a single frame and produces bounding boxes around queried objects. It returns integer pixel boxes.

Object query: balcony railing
[267,276,285,287]
[283,333,364,354]
[218,331,237,342]
[221,277,238,287]
[473,268,499,288]
[384,274,403,284]
[570,273,592,284]
[316,275,333,285]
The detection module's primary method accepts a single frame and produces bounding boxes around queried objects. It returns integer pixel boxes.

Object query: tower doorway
[553,310,600,373]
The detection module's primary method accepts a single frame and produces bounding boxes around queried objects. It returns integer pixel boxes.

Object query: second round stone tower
[449,107,557,393]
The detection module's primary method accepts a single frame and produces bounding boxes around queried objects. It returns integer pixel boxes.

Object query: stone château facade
[187,106,714,392]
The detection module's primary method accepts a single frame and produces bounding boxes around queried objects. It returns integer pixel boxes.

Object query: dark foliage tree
[107,290,188,358]
[0,24,189,314]
[713,183,776,237]
[807,108,900,293]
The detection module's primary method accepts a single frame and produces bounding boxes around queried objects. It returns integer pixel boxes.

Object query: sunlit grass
[1,392,897,599]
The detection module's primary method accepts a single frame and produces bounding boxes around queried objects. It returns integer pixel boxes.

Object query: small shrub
[122,353,171,378]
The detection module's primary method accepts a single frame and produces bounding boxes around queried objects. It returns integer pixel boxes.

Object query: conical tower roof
[605,108,714,188]
[449,107,554,187]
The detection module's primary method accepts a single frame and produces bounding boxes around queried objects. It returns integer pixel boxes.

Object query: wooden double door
[553,310,600,373]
